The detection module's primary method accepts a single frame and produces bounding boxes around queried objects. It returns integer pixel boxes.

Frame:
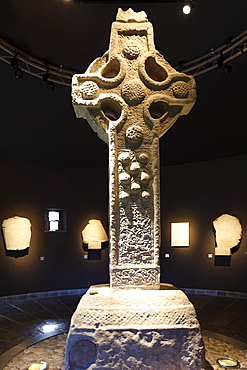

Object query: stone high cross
[72,8,196,290]
[67,11,204,370]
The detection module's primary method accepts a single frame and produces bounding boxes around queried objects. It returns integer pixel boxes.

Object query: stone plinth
[65,284,206,370]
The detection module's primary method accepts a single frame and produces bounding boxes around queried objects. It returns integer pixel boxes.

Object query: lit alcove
[45,209,66,232]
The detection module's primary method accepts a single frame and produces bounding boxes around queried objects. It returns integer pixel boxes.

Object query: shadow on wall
[82,241,109,261]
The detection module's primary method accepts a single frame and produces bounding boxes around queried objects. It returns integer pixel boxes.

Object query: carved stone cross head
[72,8,196,290]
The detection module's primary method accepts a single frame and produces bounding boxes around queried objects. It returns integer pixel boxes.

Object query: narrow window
[45,209,66,232]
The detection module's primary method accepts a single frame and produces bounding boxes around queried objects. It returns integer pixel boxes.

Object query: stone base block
[65,284,206,370]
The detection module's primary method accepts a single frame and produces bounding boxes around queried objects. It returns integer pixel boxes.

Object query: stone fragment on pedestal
[65,284,206,370]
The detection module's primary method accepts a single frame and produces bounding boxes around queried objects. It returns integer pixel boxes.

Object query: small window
[45,209,66,232]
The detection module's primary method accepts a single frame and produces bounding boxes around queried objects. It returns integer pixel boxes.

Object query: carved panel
[72,8,196,289]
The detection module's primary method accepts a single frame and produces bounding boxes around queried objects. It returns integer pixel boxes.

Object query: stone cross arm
[72,8,196,144]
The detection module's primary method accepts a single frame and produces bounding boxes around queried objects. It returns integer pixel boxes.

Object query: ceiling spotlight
[47,81,55,91]
[43,71,50,82]
[225,36,233,46]
[183,0,194,14]
[14,67,24,79]
[217,56,224,69]
[10,57,19,69]
[239,44,247,53]
[10,54,23,78]
[223,64,232,74]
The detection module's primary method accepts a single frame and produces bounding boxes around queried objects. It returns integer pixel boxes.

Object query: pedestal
[65,284,206,370]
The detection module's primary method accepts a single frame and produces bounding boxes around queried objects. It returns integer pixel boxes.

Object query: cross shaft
[72,8,196,289]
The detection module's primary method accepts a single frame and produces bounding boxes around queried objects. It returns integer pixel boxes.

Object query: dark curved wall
[0,159,109,297]
[160,155,247,293]
[0,154,246,297]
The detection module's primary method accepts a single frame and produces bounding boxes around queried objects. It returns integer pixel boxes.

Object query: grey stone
[65,285,206,370]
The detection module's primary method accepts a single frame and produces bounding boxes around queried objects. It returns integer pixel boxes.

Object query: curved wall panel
[0,154,246,296]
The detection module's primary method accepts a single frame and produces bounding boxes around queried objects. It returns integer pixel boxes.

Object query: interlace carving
[72,8,196,289]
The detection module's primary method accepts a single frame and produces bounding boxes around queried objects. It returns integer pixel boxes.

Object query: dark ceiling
[0,0,246,169]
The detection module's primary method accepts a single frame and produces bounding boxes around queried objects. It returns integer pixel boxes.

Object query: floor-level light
[28,362,48,370]
[216,358,240,368]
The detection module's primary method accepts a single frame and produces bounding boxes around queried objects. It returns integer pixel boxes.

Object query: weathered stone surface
[67,8,203,370]
[213,214,242,255]
[72,8,196,290]
[2,216,31,250]
[65,284,206,370]
[82,219,108,249]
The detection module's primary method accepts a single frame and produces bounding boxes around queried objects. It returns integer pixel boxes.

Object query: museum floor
[0,293,246,369]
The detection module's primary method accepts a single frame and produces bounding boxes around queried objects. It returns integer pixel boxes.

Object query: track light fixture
[217,55,224,69]
[14,67,24,79]
[42,59,50,82]
[42,71,50,82]
[1,26,245,84]
[183,0,194,15]
[10,54,24,79]
[225,36,233,46]
[217,53,232,74]
[239,44,247,53]
[10,57,18,69]
[47,81,55,91]
[223,64,232,74]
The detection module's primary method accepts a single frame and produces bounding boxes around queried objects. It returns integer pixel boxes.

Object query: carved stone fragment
[2,216,32,250]
[213,213,242,255]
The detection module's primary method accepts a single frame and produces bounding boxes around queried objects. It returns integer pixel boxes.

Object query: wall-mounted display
[213,214,242,256]
[171,222,189,247]
[2,216,32,250]
[82,219,108,249]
